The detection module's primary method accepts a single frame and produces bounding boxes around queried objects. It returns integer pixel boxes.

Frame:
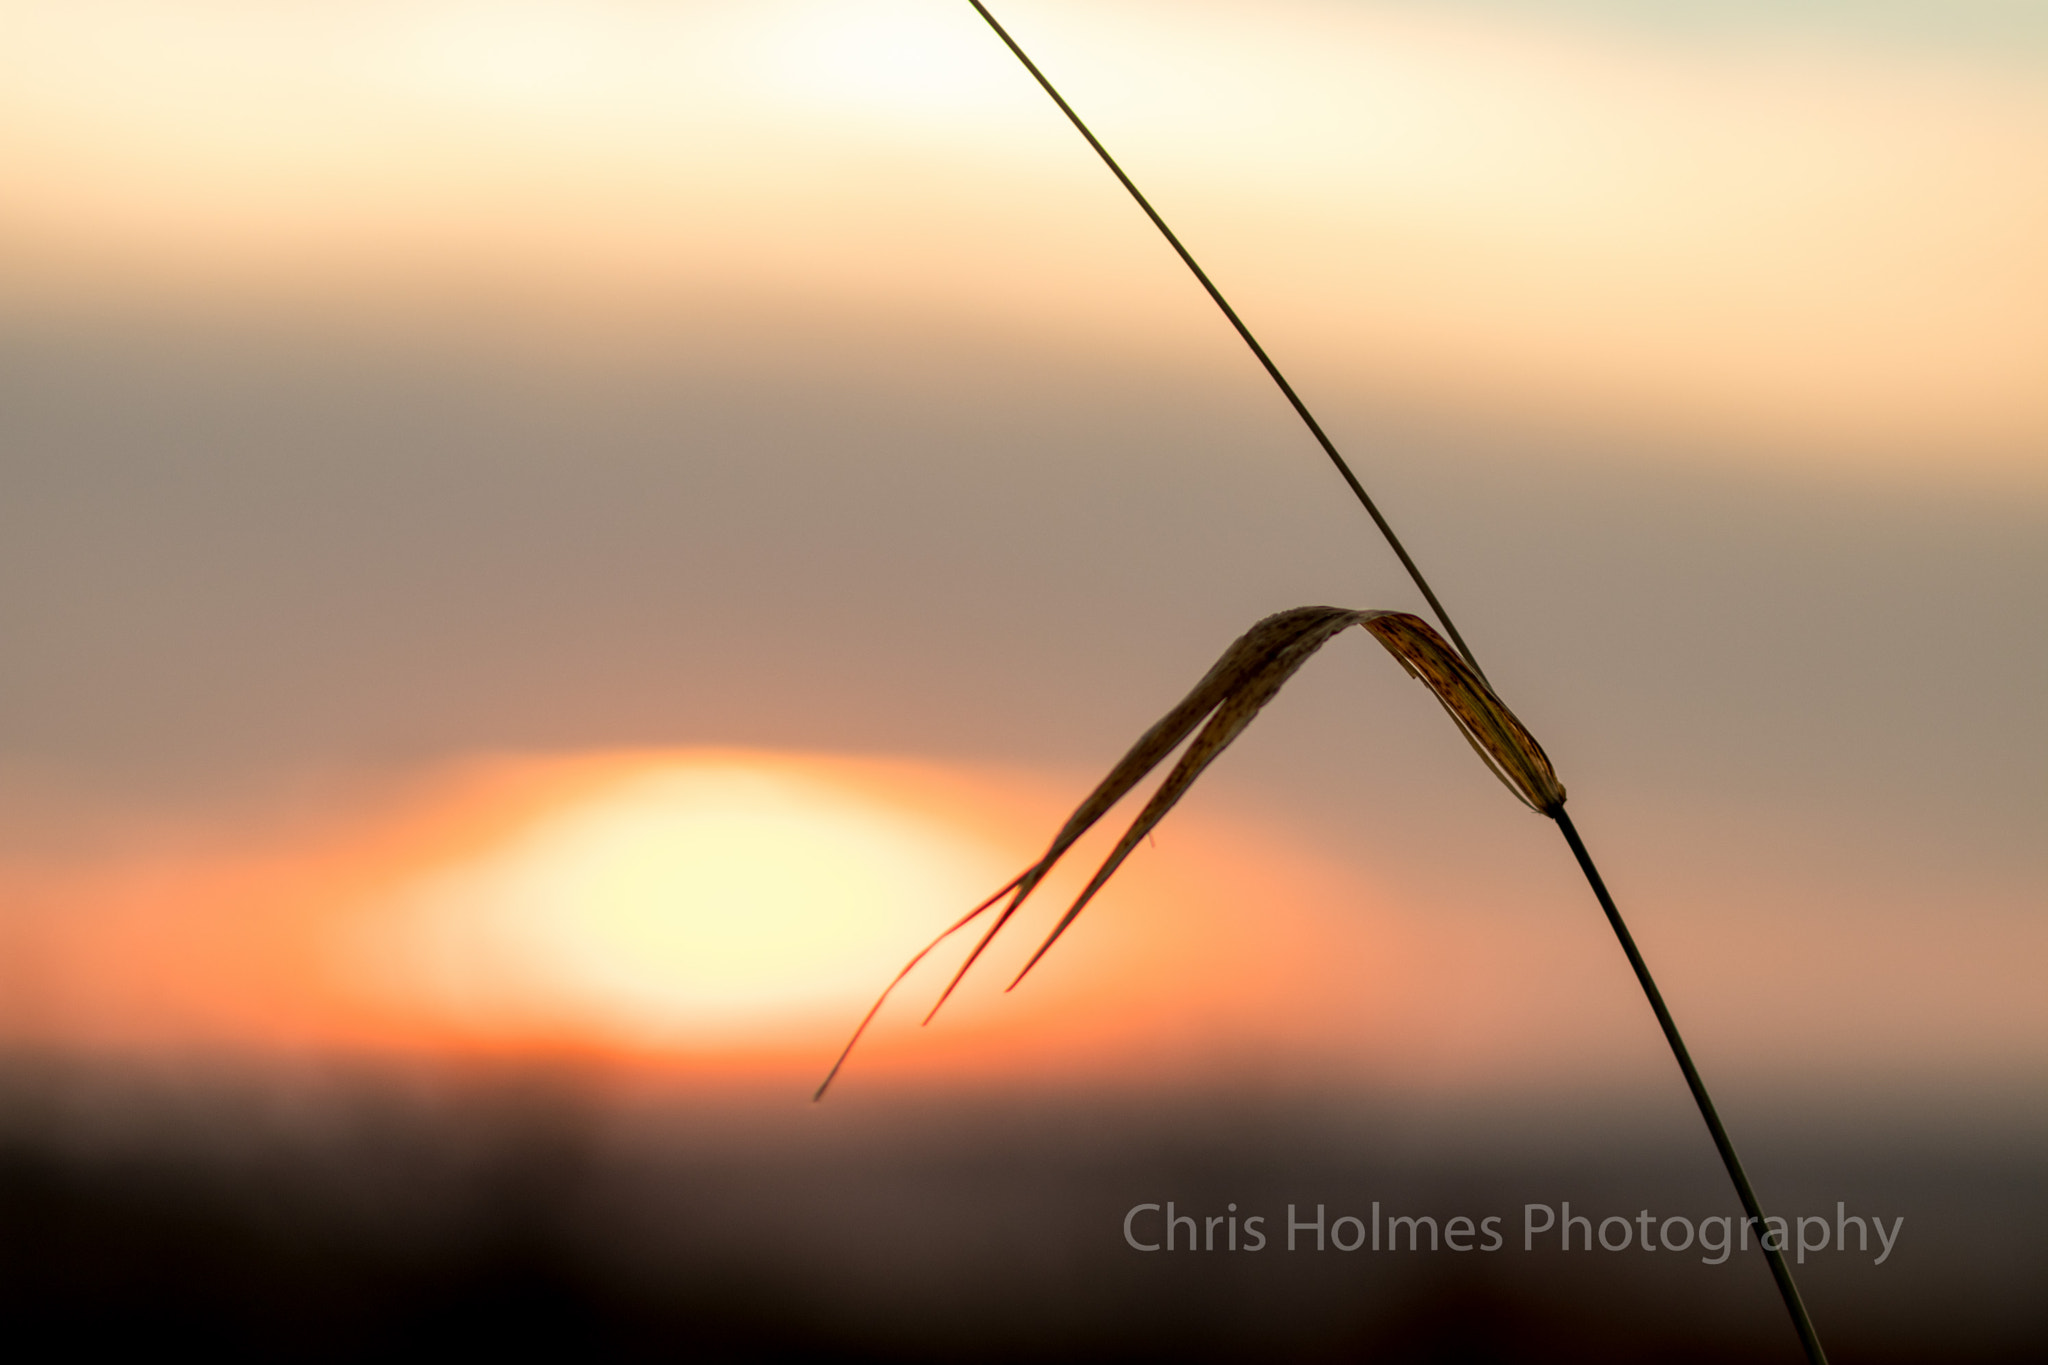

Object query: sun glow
[0,749,1411,1083]
[392,1,621,113]
[15,746,2015,1091]
[764,0,1016,119]
[379,760,1004,1045]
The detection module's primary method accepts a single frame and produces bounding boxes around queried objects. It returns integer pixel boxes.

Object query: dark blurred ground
[3,1059,2041,1363]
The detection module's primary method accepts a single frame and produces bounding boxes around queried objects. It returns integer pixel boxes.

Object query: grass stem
[966,0,1488,686]
[954,7,1831,1358]
[1553,807,1828,1365]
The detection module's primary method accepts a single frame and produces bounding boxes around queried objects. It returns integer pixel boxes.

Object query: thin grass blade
[1360,613,1565,813]
[1009,607,1370,984]
[811,871,1026,1099]
[822,605,1563,1091]
[918,609,1347,1020]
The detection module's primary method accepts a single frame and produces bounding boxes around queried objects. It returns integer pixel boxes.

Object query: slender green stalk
[965,0,1487,687]
[961,5,1828,1360]
[1554,808,1828,1364]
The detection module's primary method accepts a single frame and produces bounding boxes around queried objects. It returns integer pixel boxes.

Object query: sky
[0,0,2042,1117]
[5,1,2045,460]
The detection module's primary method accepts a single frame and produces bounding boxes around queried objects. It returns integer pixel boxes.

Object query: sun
[9,747,1398,1079]
[384,756,1006,1048]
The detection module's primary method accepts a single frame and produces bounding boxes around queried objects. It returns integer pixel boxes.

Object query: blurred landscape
[5,1062,2045,1360]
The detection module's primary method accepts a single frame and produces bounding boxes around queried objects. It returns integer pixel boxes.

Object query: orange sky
[2,0,2042,465]
[0,750,1402,1090]
[5,747,2041,1102]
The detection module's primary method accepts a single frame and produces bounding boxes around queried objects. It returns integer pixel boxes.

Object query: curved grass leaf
[815,606,1563,1098]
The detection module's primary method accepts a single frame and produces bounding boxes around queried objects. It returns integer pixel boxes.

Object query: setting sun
[3,749,1408,1082]
[377,759,1005,1045]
